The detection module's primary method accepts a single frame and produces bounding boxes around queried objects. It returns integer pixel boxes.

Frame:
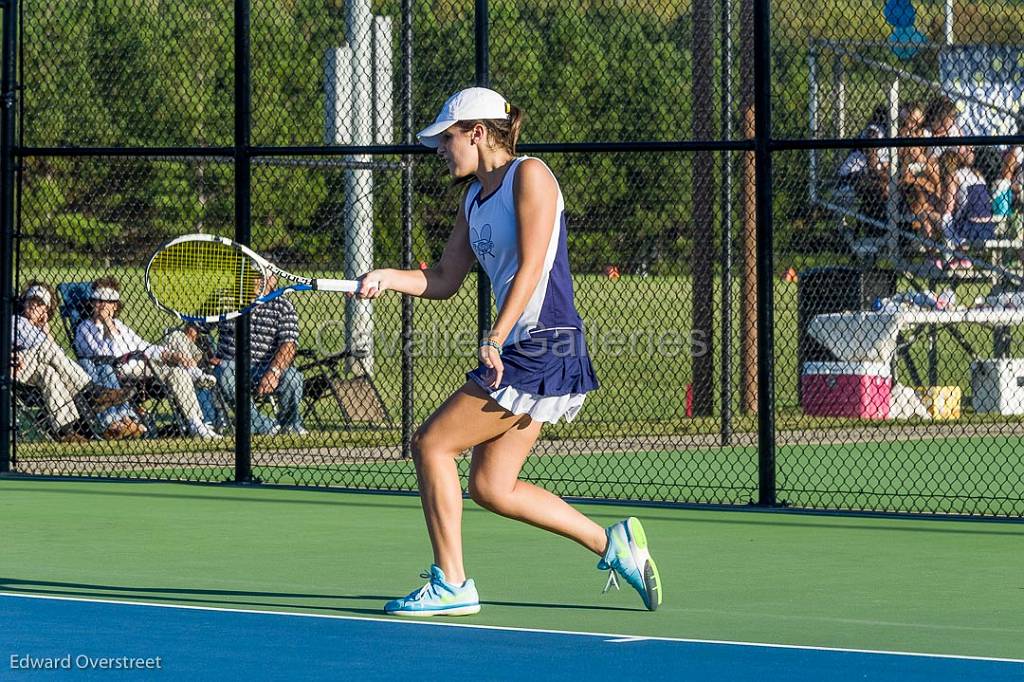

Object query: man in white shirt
[12,283,130,442]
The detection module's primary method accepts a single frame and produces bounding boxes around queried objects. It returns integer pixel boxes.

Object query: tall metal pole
[345,0,376,374]
[739,0,758,416]
[753,0,776,506]
[834,54,846,138]
[807,45,818,204]
[944,0,954,46]
[692,0,716,417]
[886,77,900,261]
[400,0,414,458]
[0,0,17,474]
[719,0,734,446]
[233,0,253,482]
[475,0,491,341]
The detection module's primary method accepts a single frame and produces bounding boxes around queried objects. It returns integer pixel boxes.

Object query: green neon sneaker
[597,517,662,611]
[384,565,481,617]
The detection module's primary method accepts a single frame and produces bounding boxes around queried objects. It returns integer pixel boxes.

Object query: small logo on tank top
[472,224,496,262]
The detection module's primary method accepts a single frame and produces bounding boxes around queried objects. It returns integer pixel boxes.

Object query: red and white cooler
[801,362,892,420]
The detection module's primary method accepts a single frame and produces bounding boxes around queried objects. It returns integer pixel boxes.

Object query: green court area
[0,479,1021,660]
[11,434,1024,515]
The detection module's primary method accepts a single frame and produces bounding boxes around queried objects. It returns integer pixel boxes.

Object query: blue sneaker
[384,565,481,617]
[597,517,662,611]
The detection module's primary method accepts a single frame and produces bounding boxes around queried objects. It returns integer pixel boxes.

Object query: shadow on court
[0,577,640,615]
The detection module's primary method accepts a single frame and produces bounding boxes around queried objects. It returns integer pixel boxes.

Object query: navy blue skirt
[467,328,600,397]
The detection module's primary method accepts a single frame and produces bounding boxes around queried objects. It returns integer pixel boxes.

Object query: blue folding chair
[12,381,53,442]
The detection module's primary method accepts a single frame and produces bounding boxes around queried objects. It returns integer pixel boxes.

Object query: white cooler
[971,359,1024,415]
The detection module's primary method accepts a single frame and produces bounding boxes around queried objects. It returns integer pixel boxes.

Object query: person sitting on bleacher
[925,96,965,159]
[937,147,996,268]
[837,104,891,228]
[213,273,305,436]
[74,277,221,439]
[993,114,1024,221]
[11,282,131,442]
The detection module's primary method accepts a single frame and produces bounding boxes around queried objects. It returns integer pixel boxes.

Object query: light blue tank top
[464,156,583,345]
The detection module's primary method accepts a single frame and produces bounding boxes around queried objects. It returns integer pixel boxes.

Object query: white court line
[1,591,1022,665]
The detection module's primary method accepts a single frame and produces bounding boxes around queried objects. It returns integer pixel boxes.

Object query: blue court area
[2,594,1022,681]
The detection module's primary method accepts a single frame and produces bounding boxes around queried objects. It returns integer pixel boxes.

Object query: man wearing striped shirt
[213,274,305,435]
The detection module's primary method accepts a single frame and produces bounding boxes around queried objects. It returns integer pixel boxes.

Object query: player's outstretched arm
[356,203,475,300]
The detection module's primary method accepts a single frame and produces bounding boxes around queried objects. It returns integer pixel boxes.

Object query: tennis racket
[145,234,378,323]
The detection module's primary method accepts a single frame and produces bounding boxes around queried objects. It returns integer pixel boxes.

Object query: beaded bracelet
[480,339,502,355]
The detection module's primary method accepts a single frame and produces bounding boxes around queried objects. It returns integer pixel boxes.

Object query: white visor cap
[24,285,52,308]
[91,286,121,302]
[416,87,510,148]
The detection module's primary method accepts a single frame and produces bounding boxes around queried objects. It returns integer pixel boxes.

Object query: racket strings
[149,239,265,319]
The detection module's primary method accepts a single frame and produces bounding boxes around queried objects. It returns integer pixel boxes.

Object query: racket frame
[145,233,361,323]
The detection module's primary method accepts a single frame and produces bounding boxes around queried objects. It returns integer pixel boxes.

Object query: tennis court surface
[2,479,1022,680]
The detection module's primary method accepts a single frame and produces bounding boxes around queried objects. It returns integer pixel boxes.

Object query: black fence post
[0,0,17,475]
[474,0,491,342]
[753,0,776,506]
[400,0,414,458]
[233,0,253,483]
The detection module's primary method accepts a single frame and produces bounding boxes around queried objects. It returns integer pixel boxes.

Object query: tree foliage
[21,0,986,271]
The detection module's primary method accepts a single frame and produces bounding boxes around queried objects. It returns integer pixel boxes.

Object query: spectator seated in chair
[73,276,221,440]
[10,282,132,442]
[836,103,894,232]
[213,273,305,436]
[896,101,943,243]
[162,323,222,430]
[925,95,967,160]
[992,114,1024,224]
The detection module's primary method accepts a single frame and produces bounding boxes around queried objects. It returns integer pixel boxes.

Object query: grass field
[15,265,1024,431]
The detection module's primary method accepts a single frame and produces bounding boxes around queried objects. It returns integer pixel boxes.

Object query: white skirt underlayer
[488,385,588,423]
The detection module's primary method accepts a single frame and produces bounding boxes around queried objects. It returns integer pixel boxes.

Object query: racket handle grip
[314,279,382,294]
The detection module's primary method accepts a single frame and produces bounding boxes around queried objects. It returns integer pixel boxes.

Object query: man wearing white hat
[12,282,131,442]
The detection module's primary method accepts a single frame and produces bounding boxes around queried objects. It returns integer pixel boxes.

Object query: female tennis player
[356,87,661,616]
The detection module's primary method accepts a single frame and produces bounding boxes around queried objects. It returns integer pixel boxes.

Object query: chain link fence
[2,0,1022,516]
